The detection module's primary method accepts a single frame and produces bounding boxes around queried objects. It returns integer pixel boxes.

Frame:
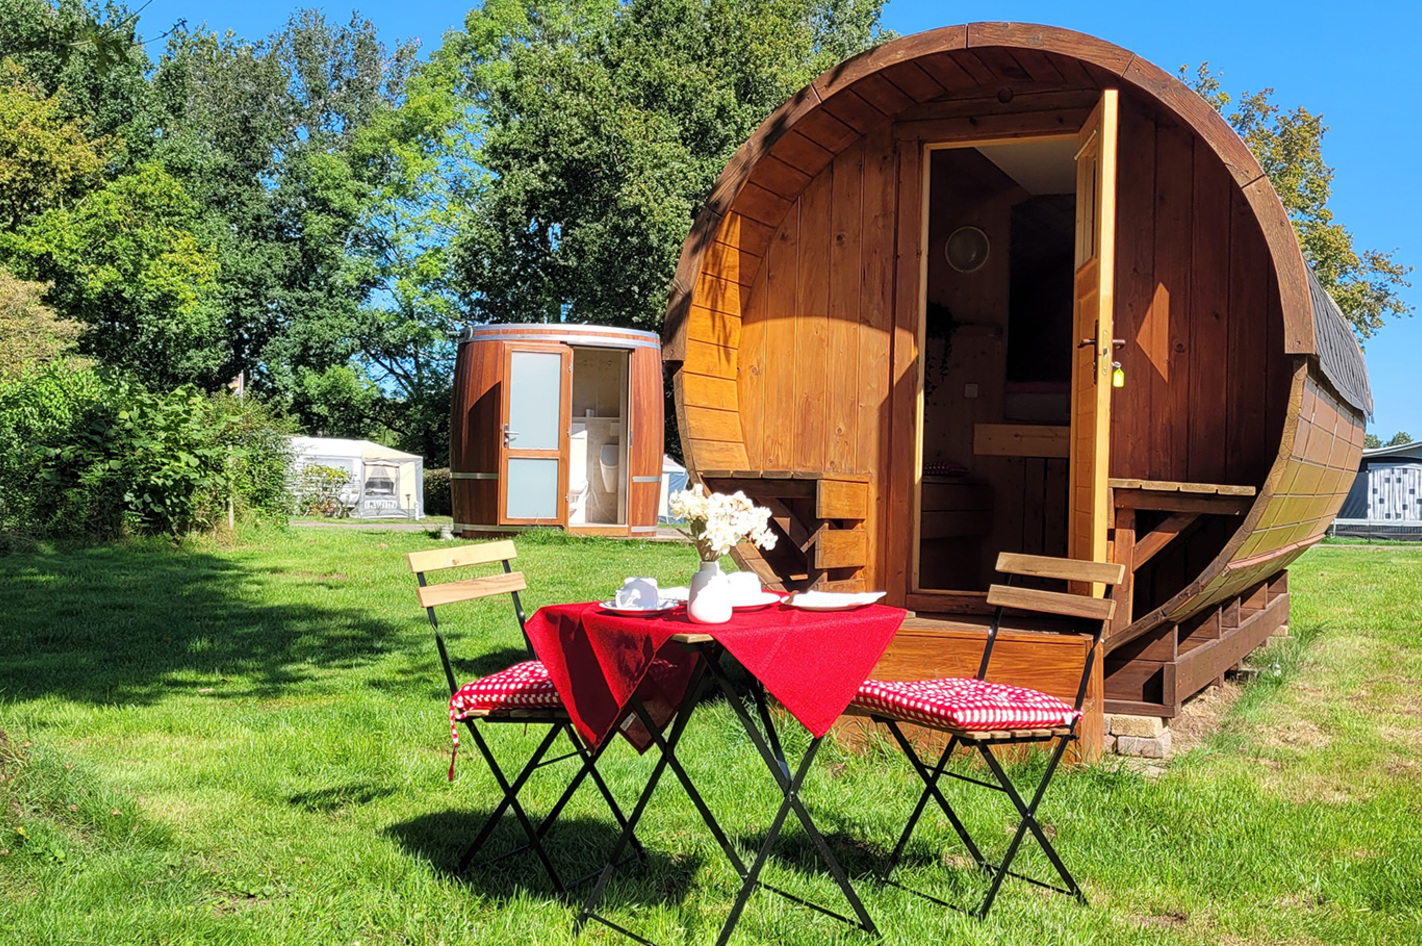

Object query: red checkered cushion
[850,677,1080,731]
[443,661,562,781]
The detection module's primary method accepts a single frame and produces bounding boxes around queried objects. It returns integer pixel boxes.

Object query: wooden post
[1111,503,1135,636]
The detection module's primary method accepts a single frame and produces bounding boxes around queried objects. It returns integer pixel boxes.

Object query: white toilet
[567,425,589,521]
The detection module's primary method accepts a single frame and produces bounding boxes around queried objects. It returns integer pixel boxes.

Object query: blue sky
[131,0,1421,438]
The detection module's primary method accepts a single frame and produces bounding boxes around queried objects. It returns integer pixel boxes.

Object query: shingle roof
[1308,268,1373,415]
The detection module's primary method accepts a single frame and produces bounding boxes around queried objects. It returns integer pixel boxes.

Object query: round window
[944,226,990,273]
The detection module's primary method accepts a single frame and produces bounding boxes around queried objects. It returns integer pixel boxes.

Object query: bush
[0,364,293,540]
[423,467,452,517]
[292,463,354,517]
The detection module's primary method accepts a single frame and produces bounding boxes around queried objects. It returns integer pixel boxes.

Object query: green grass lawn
[2,530,1420,945]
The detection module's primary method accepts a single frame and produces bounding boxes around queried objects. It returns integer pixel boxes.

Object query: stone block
[1115,730,1172,759]
[1110,714,1166,738]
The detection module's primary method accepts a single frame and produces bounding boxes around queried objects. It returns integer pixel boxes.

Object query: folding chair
[846,552,1125,918]
[409,539,642,893]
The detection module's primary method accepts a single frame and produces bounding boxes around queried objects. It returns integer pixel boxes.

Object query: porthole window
[945,226,991,273]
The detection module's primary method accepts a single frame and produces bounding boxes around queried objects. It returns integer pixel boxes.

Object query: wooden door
[1068,89,1119,578]
[498,342,571,526]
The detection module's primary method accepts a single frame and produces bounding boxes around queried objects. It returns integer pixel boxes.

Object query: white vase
[687,560,733,624]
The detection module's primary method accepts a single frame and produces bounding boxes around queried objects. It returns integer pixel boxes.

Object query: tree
[0,0,160,160]
[1387,431,1412,447]
[0,61,105,232]
[443,0,890,330]
[13,162,224,388]
[1183,65,1412,339]
[1364,433,1381,449]
[151,14,417,405]
[0,267,79,377]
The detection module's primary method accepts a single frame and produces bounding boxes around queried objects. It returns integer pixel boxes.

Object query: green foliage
[290,462,353,518]
[1386,431,1412,447]
[0,0,159,151]
[0,364,292,539]
[0,59,105,232]
[12,162,223,387]
[1365,433,1382,449]
[422,466,452,516]
[0,266,79,378]
[1183,64,1413,339]
[444,0,890,330]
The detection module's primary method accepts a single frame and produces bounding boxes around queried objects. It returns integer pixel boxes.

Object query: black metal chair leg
[881,723,988,878]
[976,737,1083,915]
[570,727,648,862]
[460,723,568,893]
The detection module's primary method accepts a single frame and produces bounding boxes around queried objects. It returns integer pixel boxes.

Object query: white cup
[615,577,660,609]
[726,571,761,604]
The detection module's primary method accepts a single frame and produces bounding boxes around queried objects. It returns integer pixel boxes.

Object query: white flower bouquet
[668,484,779,562]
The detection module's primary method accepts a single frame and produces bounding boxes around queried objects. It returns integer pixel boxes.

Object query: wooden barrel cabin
[451,324,664,538]
[662,23,1370,753]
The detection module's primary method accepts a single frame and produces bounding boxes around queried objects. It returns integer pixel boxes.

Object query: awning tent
[291,437,424,519]
[659,455,689,523]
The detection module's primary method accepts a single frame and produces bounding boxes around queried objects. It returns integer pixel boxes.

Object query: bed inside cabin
[916,139,1079,593]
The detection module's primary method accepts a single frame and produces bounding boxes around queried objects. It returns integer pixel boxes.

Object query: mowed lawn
[2,529,1420,945]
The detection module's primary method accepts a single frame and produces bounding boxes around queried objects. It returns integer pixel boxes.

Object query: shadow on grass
[732,825,994,904]
[0,542,413,705]
[386,810,702,909]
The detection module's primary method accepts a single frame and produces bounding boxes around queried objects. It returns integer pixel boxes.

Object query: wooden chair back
[979,553,1126,712]
[407,539,529,695]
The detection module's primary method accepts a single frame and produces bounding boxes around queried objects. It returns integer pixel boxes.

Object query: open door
[499,343,571,525]
[1068,89,1118,580]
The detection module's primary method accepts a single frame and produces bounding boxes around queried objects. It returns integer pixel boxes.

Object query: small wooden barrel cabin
[451,324,664,538]
[662,23,1370,750]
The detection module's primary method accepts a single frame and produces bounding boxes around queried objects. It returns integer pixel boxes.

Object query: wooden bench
[1108,479,1257,635]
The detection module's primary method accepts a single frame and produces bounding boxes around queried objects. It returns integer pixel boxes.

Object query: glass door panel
[505,458,560,519]
[499,344,570,525]
[507,351,564,450]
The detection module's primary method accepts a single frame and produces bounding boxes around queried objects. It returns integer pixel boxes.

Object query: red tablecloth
[524,602,907,751]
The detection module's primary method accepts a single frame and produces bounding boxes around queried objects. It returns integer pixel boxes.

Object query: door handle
[503,424,518,446]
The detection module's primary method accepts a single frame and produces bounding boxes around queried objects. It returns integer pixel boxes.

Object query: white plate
[785,590,887,611]
[598,598,681,616]
[659,586,690,602]
[732,591,783,610]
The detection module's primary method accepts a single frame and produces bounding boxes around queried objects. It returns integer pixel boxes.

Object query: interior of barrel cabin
[915,138,1079,593]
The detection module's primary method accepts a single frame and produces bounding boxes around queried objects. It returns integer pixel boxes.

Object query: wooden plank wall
[1108,96,1296,615]
[450,339,502,529]
[627,345,665,531]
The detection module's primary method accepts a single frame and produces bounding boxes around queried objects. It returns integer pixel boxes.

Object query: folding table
[522,602,906,946]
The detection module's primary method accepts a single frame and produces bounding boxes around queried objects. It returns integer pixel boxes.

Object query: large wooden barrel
[451,324,664,538]
[661,23,1370,730]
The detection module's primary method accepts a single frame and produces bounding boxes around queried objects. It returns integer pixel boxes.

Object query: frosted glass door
[507,351,564,450]
[500,345,568,523]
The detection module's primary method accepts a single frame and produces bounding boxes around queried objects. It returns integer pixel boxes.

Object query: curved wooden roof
[663,22,1317,361]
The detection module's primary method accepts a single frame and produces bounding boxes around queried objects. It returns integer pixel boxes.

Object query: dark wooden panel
[1110,98,1157,479]
[1187,148,1232,486]
[858,124,897,590]
[1153,122,1194,483]
[628,345,664,529]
